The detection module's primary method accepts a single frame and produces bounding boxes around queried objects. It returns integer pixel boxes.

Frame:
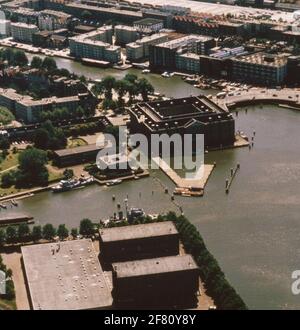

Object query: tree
[6,268,13,279]
[33,128,50,150]
[79,218,94,236]
[124,73,137,84]
[43,224,56,240]
[63,169,74,180]
[137,78,154,101]
[57,224,69,240]
[32,225,42,241]
[42,57,57,72]
[18,223,30,241]
[16,148,49,187]
[13,50,28,67]
[81,10,92,20]
[71,228,78,239]
[115,79,128,106]
[101,76,116,100]
[1,171,15,188]
[0,137,10,150]
[31,56,43,69]
[6,226,17,243]
[0,229,6,246]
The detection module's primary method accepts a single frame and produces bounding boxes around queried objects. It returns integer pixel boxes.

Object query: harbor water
[3,54,300,309]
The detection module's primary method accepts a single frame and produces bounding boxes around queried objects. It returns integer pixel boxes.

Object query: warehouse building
[53,143,105,167]
[99,221,179,263]
[112,254,199,308]
[232,52,288,85]
[175,52,200,73]
[133,17,164,33]
[129,95,235,150]
[21,239,113,310]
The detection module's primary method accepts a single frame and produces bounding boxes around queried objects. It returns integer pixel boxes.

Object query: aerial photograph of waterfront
[0,0,300,313]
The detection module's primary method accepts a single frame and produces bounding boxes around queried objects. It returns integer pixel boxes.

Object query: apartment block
[11,22,39,43]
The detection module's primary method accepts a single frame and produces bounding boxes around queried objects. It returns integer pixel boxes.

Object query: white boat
[106,179,122,186]
[161,71,171,78]
[142,69,150,74]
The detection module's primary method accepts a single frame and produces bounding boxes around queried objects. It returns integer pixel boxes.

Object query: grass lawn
[0,298,16,310]
[67,137,87,149]
[0,151,19,173]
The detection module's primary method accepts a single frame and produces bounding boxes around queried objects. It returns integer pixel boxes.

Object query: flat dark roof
[54,144,102,157]
[21,239,113,310]
[99,221,178,243]
[134,17,163,25]
[112,254,198,278]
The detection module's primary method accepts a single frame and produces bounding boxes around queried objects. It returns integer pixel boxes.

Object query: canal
[4,54,300,309]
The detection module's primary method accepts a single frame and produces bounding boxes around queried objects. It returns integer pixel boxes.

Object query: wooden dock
[152,157,215,197]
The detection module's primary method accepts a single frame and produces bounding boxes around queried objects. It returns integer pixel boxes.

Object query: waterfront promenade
[213,88,300,112]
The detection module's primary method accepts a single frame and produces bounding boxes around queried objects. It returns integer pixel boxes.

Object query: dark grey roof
[54,144,101,157]
[112,254,198,278]
[99,221,178,242]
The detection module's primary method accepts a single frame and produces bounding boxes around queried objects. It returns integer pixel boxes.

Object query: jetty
[0,213,34,226]
[213,88,300,112]
[152,157,215,197]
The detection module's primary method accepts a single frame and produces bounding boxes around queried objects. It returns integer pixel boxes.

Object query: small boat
[106,179,122,186]
[0,204,7,209]
[11,200,18,207]
[142,69,150,74]
[161,71,171,78]
[52,177,94,193]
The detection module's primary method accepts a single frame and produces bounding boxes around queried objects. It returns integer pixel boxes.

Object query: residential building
[11,22,39,43]
[69,26,121,64]
[114,25,139,46]
[38,9,72,31]
[175,52,200,73]
[0,19,11,37]
[149,35,215,71]
[126,32,168,61]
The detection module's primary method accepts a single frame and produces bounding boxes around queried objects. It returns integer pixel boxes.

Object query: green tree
[13,50,28,67]
[0,228,6,246]
[16,148,49,187]
[0,137,10,150]
[43,223,56,240]
[6,226,17,243]
[81,10,92,20]
[31,56,43,69]
[79,218,94,236]
[42,57,57,72]
[1,171,15,188]
[137,78,154,101]
[33,128,50,150]
[71,228,78,238]
[63,168,74,180]
[57,224,69,240]
[32,225,42,241]
[18,223,30,241]
[101,76,116,100]
[124,73,137,84]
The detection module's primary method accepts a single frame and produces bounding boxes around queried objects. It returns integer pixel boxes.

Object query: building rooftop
[156,34,213,49]
[112,254,198,278]
[100,221,178,242]
[134,17,163,26]
[54,144,103,157]
[11,22,38,29]
[233,52,288,67]
[21,239,113,310]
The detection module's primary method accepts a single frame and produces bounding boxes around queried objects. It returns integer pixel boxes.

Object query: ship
[106,179,122,186]
[52,177,94,193]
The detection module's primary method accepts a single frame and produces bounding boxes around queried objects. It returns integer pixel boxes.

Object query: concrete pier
[152,157,215,197]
